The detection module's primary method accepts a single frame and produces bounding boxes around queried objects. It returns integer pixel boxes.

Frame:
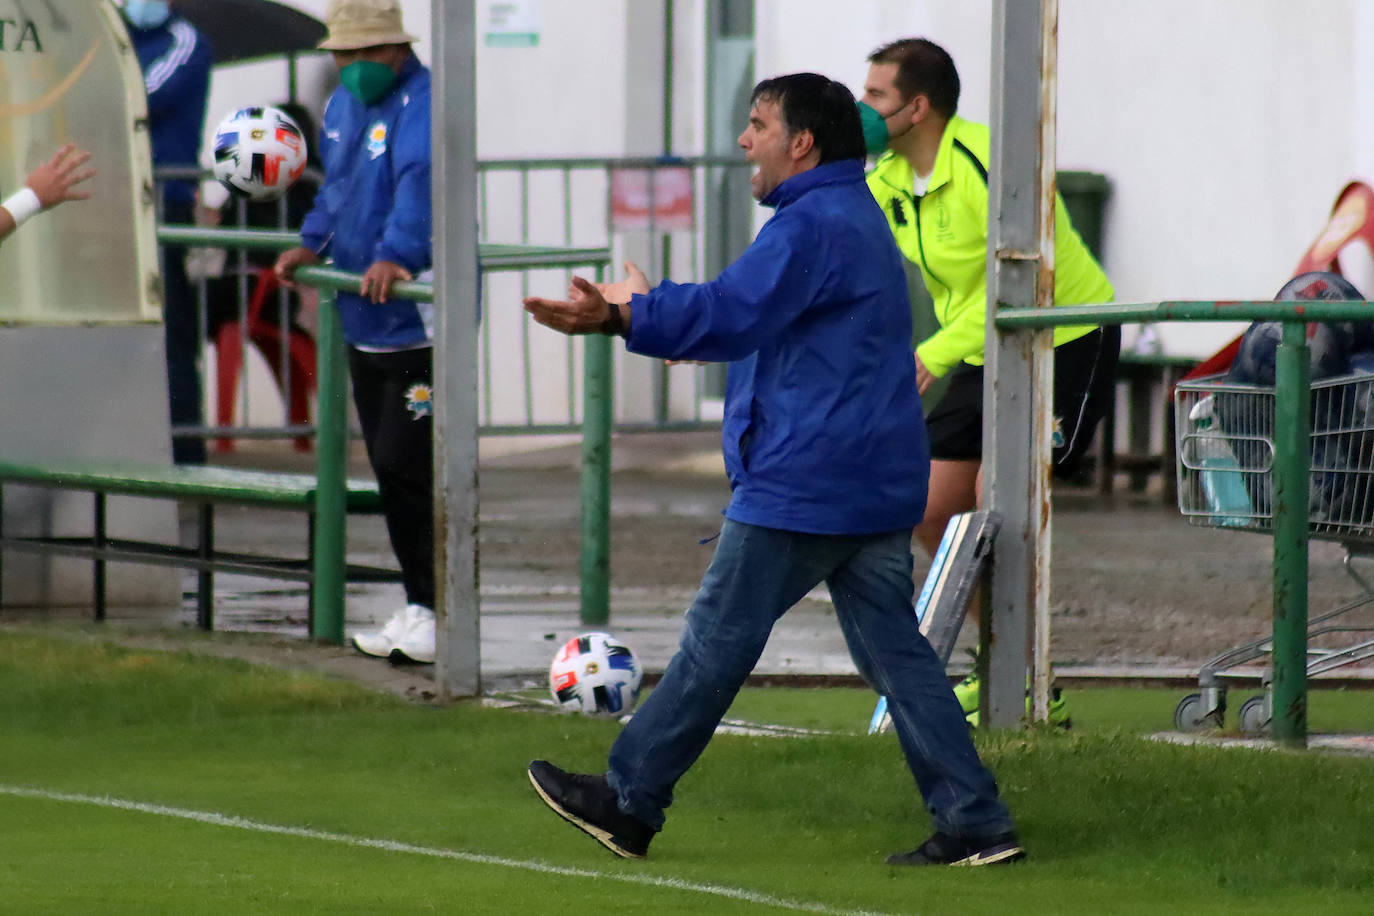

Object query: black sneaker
[886,830,1026,866]
[527,760,654,859]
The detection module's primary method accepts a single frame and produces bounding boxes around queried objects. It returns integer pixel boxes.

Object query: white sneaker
[350,605,415,658]
[392,604,436,664]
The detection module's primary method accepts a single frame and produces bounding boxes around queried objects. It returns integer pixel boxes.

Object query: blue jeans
[606,518,1015,839]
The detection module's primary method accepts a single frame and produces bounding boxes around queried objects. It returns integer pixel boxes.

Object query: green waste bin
[1058,170,1111,261]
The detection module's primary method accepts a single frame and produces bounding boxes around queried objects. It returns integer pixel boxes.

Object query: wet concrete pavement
[7,431,1374,703]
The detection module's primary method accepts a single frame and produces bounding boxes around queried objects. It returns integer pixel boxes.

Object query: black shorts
[924,325,1121,476]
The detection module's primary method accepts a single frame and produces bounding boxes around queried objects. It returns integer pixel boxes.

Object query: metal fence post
[580,270,612,626]
[310,289,348,644]
[985,0,1058,728]
[1271,318,1310,746]
[432,0,483,699]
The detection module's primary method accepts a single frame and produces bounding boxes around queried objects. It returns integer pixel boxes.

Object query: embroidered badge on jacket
[404,383,433,419]
[367,122,388,160]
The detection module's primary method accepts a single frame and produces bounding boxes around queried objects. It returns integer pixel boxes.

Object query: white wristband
[2,187,43,228]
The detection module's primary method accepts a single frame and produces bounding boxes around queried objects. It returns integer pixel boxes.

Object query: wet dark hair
[750,72,866,164]
[867,38,960,118]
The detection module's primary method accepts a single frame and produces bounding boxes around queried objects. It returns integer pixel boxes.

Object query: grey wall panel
[0,325,179,608]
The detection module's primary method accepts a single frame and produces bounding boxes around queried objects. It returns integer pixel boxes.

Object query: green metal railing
[996,299,1371,747]
[475,155,748,430]
[161,159,742,445]
[158,226,612,638]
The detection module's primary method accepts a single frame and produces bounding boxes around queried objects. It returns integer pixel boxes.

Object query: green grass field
[3,628,1374,915]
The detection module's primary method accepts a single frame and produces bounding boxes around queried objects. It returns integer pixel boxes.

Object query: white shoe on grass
[392,605,436,664]
[351,604,419,658]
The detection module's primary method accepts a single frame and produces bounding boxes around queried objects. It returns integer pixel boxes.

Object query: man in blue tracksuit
[119,0,212,464]
[523,73,1022,867]
[274,0,436,664]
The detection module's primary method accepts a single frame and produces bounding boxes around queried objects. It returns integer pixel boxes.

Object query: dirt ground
[480,457,1374,670]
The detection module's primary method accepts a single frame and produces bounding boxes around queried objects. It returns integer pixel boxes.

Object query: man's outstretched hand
[524,275,619,335]
[596,259,650,304]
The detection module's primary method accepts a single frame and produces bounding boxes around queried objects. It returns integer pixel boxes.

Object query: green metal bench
[1096,351,1198,499]
[0,460,398,631]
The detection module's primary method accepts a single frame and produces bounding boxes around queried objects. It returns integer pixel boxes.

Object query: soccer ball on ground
[212,106,308,201]
[549,632,643,716]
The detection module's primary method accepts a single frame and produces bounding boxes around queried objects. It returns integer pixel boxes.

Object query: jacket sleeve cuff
[622,292,649,350]
[300,228,331,257]
[624,291,673,358]
[915,340,955,378]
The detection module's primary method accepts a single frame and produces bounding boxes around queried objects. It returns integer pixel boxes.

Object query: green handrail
[994,299,1374,326]
[157,227,301,252]
[157,226,614,641]
[157,225,608,276]
[994,298,1334,746]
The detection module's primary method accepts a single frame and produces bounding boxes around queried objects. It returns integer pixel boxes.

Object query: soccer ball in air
[212,106,308,201]
[548,632,643,716]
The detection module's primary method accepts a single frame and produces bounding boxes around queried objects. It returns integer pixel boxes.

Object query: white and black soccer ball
[212,106,308,202]
[549,632,643,716]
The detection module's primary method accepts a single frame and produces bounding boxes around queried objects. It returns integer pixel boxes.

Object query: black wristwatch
[599,303,628,338]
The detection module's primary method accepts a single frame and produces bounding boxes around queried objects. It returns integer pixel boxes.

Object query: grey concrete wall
[0,325,180,608]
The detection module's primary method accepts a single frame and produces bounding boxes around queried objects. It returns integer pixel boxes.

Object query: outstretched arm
[524,275,631,337]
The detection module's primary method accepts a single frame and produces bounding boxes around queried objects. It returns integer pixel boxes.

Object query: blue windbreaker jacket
[129,15,211,208]
[300,56,433,348]
[627,159,929,535]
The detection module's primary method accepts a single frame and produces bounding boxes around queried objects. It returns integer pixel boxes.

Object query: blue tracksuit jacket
[299,55,433,349]
[129,15,212,209]
[627,159,930,535]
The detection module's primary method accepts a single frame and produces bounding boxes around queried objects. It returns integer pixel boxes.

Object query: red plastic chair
[1293,181,1374,276]
[1181,181,1374,382]
[213,266,317,452]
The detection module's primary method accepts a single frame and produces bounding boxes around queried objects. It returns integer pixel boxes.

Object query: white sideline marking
[0,784,898,916]
[482,695,846,740]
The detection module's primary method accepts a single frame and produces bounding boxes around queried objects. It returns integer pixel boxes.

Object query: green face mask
[857,101,890,155]
[858,99,918,155]
[340,60,397,105]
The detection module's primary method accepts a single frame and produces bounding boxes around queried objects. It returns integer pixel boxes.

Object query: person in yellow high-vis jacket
[861,38,1119,726]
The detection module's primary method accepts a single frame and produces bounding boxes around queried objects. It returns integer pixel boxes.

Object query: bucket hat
[318,0,417,51]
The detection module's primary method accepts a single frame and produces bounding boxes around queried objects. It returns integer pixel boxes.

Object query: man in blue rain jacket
[274,0,436,664]
[522,72,1023,869]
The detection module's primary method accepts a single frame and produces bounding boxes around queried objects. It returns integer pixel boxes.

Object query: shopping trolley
[1172,371,1374,734]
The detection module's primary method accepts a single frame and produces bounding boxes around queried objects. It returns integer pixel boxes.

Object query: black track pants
[347,346,435,609]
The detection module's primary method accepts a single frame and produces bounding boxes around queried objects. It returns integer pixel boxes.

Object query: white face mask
[122,0,171,30]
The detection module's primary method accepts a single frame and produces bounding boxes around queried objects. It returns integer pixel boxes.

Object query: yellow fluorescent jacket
[866,115,1114,378]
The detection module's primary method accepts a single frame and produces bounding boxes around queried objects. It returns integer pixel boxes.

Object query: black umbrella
[175,0,327,66]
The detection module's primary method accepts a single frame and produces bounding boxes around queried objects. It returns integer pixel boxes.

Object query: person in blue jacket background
[523,72,1023,868]
[274,0,436,664]
[119,0,212,464]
